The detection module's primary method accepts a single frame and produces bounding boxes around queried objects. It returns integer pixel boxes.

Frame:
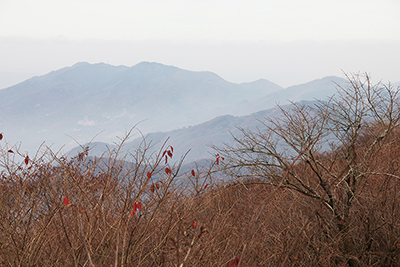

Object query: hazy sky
[0,0,399,88]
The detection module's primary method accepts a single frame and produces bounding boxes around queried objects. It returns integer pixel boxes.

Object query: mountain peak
[132,61,180,72]
[136,61,168,66]
[72,62,91,67]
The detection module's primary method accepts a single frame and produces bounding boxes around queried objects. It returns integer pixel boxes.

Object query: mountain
[0,62,283,154]
[67,101,315,163]
[244,76,347,113]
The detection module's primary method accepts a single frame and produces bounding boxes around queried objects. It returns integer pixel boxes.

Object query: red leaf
[132,202,137,212]
[216,154,224,165]
[165,167,171,175]
[8,149,14,153]
[204,184,208,190]
[165,155,168,164]
[234,257,240,266]
[169,146,173,153]
[0,133,3,140]
[24,155,29,165]
[63,197,69,206]
[167,150,173,158]
[192,221,197,229]
[147,171,151,179]
[130,210,135,217]
[162,150,166,158]
[155,182,160,190]
[137,202,142,211]
[150,184,155,193]
[191,170,195,177]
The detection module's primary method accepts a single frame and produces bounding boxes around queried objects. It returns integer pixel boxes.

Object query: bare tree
[215,73,400,266]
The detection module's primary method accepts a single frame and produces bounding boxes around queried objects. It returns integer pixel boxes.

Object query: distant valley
[67,101,316,162]
[0,62,360,159]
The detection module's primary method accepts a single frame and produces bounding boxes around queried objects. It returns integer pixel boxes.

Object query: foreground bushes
[0,135,210,266]
[1,127,400,266]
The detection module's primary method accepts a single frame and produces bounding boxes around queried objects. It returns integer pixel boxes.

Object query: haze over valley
[0,61,361,161]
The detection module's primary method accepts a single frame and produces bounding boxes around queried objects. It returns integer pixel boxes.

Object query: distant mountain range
[0,62,355,157]
[67,101,315,162]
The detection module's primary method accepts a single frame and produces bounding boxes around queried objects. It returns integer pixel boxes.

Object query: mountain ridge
[0,62,355,156]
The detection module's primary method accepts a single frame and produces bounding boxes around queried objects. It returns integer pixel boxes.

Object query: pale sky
[0,0,399,88]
